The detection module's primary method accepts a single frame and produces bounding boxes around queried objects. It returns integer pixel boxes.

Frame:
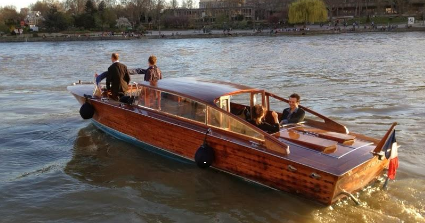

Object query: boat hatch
[277,125,374,159]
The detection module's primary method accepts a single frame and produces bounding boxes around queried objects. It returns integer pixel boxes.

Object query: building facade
[163,0,425,26]
[24,11,43,26]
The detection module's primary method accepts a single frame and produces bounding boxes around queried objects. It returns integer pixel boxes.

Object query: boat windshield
[207,106,264,141]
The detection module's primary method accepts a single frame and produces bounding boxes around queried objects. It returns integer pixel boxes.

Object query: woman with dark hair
[250,104,280,134]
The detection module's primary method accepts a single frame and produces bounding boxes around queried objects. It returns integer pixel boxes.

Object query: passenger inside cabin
[280,93,305,125]
[129,55,162,82]
[250,104,280,134]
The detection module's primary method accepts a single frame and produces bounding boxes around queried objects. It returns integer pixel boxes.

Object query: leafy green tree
[288,0,327,24]
[98,1,117,29]
[44,4,73,31]
[84,0,97,14]
[75,0,98,30]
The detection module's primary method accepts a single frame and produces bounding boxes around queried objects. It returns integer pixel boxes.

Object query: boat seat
[293,127,356,145]
[279,129,337,153]
[125,84,142,97]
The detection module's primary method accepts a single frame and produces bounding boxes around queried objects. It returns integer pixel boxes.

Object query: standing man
[106,53,130,100]
[280,93,305,124]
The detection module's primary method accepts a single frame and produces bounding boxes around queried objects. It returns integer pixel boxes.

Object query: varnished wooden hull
[71,91,389,205]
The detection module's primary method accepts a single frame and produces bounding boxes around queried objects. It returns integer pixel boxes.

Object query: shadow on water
[65,125,325,222]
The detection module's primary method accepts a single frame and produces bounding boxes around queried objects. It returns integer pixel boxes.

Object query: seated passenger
[280,93,305,124]
[129,55,162,82]
[250,104,280,134]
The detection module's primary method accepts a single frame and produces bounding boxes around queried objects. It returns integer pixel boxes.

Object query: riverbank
[1,25,425,42]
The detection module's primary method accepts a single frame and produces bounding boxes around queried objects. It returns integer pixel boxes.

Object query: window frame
[136,86,207,125]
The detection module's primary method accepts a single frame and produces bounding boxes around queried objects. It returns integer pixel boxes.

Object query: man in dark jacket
[129,55,162,82]
[106,53,130,100]
[280,93,305,124]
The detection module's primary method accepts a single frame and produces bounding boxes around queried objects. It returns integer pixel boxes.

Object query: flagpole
[382,176,389,190]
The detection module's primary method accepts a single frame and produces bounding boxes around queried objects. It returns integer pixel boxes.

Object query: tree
[98,0,107,28]
[181,0,188,8]
[74,0,98,29]
[98,1,117,29]
[44,4,72,31]
[170,0,178,9]
[288,0,328,24]
[85,0,97,14]
[122,0,148,29]
[0,6,21,31]
[63,0,86,14]
[30,1,51,17]
[187,0,193,9]
[116,16,131,28]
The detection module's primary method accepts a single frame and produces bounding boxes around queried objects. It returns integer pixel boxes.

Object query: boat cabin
[133,78,268,142]
[129,78,350,154]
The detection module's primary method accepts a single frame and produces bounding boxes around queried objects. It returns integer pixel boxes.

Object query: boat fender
[194,129,214,168]
[79,95,95,119]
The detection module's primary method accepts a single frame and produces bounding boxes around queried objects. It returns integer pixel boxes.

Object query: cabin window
[251,92,265,107]
[160,91,206,123]
[230,93,250,107]
[137,87,161,110]
[137,87,206,124]
[207,107,264,140]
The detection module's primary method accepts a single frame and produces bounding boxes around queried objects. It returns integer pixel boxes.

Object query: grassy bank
[1,26,424,43]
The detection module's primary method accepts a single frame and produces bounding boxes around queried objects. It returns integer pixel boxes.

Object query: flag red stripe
[388,157,399,180]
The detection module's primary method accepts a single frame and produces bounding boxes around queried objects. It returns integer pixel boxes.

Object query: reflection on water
[0,32,424,222]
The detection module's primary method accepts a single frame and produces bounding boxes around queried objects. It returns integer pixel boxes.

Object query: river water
[0,32,424,222]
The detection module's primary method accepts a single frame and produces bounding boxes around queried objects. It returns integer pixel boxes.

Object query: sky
[0,0,36,10]
[0,0,194,11]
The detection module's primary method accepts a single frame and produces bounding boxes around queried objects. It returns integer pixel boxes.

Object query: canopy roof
[138,77,258,106]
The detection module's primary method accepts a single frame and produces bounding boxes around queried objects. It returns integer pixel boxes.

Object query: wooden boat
[68,77,398,205]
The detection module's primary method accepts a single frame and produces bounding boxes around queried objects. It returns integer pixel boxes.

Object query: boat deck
[276,126,375,176]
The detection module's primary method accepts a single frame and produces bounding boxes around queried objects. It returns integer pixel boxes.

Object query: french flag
[383,130,399,180]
